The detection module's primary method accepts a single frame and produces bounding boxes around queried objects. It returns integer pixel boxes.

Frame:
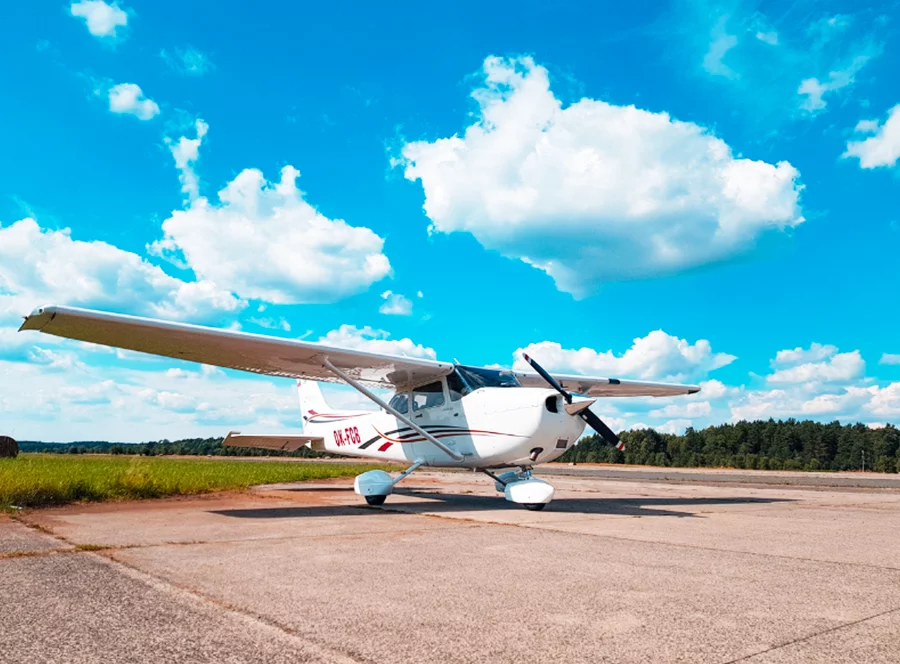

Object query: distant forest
[18,419,900,473]
[559,420,900,473]
[19,438,327,458]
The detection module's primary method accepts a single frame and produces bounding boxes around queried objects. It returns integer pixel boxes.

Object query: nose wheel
[481,469,555,510]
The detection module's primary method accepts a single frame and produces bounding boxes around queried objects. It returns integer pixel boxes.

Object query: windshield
[455,365,521,393]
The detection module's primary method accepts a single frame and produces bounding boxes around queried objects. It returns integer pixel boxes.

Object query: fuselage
[304,386,586,469]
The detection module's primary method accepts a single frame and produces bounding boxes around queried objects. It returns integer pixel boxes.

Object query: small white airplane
[20,306,699,510]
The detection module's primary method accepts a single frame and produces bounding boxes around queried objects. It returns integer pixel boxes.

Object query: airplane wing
[513,371,700,398]
[223,432,325,452]
[19,305,453,389]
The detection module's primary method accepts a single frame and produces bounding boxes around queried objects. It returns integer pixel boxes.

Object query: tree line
[17,419,900,473]
[560,419,900,473]
[18,438,328,458]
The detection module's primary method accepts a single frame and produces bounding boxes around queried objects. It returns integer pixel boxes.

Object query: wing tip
[18,305,57,332]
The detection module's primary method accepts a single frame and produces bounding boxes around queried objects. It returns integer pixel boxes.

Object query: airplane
[19,305,700,510]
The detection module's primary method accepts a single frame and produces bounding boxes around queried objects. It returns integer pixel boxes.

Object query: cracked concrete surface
[3,469,900,663]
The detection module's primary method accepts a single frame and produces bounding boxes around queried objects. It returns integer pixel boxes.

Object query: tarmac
[3,467,900,663]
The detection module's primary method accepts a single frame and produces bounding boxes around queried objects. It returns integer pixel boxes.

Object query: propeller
[523,353,625,452]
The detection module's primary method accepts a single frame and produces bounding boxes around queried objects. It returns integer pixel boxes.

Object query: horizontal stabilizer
[223,432,324,452]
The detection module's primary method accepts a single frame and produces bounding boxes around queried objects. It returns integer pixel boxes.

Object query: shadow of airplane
[212,489,791,520]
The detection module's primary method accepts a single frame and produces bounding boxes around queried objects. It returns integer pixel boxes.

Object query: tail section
[298,380,331,427]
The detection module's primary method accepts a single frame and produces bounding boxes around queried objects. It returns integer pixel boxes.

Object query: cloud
[881,353,900,366]
[657,419,694,434]
[161,47,214,76]
[807,14,853,44]
[843,105,900,169]
[682,7,884,126]
[70,1,127,39]
[767,346,864,385]
[730,387,839,421]
[166,119,208,201]
[729,341,899,425]
[107,83,159,120]
[0,356,304,441]
[797,53,876,113]
[703,19,739,78]
[399,56,803,297]
[0,217,242,325]
[774,342,838,366]
[318,325,436,360]
[248,316,291,332]
[868,383,900,417]
[150,123,391,304]
[729,381,900,423]
[513,330,736,382]
[379,290,413,316]
[697,379,729,400]
[649,401,712,419]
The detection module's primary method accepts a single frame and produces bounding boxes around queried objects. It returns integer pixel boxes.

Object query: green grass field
[0,454,389,509]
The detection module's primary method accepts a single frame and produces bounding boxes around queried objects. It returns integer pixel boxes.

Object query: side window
[412,381,445,411]
[388,392,409,414]
[447,371,468,401]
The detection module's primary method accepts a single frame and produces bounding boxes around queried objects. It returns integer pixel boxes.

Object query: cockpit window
[412,381,445,411]
[447,371,468,401]
[455,365,521,391]
[388,392,410,414]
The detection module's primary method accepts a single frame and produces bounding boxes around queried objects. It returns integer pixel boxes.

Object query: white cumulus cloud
[767,345,864,385]
[880,353,900,366]
[399,56,803,297]
[513,330,736,382]
[0,217,242,325]
[150,123,391,304]
[868,383,900,417]
[70,1,127,39]
[318,325,435,360]
[108,83,159,120]
[166,119,208,201]
[843,105,900,169]
[774,342,838,366]
[649,401,713,419]
[379,290,413,316]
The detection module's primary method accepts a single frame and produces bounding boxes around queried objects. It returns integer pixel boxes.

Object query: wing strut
[322,358,464,462]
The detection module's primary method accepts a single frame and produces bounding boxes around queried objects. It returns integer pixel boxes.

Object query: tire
[365,495,387,506]
[523,503,546,511]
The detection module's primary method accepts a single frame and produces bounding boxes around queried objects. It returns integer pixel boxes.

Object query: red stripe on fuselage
[372,427,520,444]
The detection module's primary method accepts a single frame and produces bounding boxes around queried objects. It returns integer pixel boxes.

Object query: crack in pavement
[722,605,900,663]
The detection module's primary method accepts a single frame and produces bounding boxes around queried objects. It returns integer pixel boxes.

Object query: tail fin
[297,380,331,426]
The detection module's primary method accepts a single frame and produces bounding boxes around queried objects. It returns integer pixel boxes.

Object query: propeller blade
[523,353,625,452]
[579,407,625,451]
[522,353,572,404]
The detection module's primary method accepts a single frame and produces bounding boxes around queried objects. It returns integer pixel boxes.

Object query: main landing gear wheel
[524,503,546,511]
[365,495,387,506]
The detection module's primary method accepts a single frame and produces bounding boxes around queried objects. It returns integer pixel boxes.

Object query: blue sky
[1,0,899,441]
